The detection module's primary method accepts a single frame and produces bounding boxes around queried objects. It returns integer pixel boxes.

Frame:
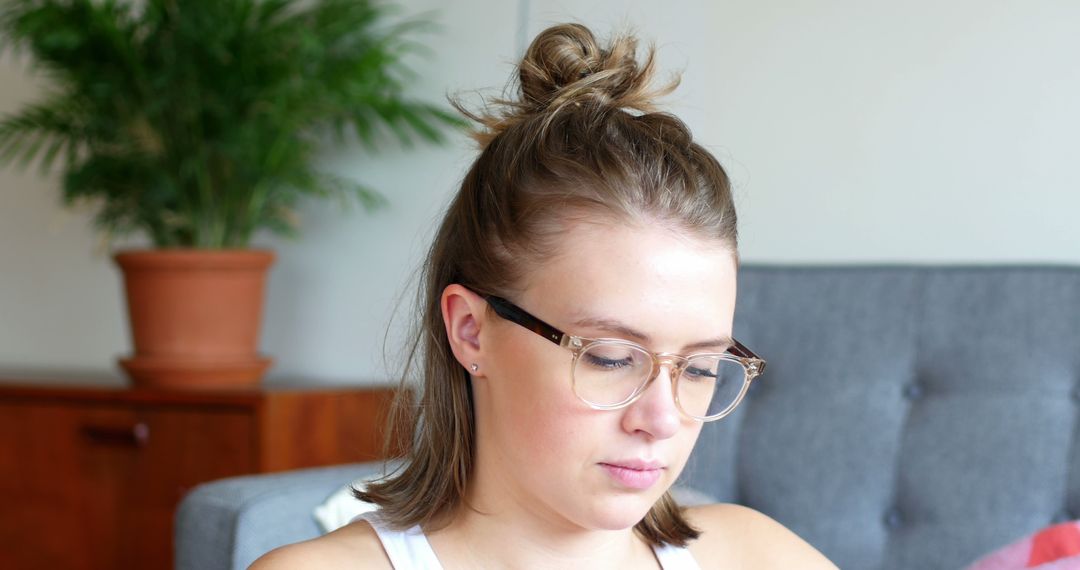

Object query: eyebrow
[570,316,734,352]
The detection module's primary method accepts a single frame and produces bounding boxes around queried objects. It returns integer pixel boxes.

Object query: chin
[582,492,662,531]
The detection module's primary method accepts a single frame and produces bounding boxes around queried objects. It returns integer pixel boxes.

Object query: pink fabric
[966,522,1080,570]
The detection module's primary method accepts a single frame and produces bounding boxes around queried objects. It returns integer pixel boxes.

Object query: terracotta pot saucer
[119,354,273,389]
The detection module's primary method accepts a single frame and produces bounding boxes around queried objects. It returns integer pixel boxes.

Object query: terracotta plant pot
[114,249,275,389]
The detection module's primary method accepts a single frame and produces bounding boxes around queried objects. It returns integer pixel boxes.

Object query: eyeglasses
[483,294,766,422]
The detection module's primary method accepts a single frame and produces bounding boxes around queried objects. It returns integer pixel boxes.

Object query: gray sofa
[176,265,1080,570]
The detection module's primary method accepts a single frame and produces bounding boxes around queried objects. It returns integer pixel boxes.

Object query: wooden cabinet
[0,381,396,570]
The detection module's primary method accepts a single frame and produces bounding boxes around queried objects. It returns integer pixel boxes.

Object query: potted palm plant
[0,0,461,388]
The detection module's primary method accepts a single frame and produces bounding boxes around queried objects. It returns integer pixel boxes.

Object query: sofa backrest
[680,265,1080,570]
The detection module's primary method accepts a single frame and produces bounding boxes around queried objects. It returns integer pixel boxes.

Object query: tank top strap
[652,541,703,569]
[354,512,445,570]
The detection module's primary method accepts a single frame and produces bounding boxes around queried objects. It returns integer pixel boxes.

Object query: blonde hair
[356,23,736,547]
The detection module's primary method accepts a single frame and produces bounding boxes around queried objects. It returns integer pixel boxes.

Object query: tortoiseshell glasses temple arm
[484,295,565,345]
[486,294,765,373]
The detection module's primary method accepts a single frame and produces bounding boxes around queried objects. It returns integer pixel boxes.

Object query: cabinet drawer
[0,401,255,569]
[0,382,395,569]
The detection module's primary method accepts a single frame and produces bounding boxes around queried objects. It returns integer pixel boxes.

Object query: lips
[599,460,665,490]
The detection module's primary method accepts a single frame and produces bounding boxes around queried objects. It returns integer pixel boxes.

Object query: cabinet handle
[80,422,150,448]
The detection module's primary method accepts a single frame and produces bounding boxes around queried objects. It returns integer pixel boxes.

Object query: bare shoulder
[247,519,392,570]
[683,503,838,570]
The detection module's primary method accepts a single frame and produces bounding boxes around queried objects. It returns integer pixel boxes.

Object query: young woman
[253,23,837,570]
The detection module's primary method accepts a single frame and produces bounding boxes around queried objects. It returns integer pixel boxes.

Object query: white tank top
[355,512,702,569]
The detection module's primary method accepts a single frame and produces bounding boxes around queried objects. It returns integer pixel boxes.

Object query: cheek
[665,421,704,479]
[484,334,598,456]
[488,332,568,406]
[502,367,583,447]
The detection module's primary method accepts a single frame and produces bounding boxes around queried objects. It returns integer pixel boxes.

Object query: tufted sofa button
[1052,509,1076,524]
[883,507,904,529]
[1071,386,1080,403]
[902,383,924,401]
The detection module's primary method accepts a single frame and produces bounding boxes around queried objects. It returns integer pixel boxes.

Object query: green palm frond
[0,0,462,248]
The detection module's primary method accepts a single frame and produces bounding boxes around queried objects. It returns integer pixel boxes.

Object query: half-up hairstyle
[356,22,737,547]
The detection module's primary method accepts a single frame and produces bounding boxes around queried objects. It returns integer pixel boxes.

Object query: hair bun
[518,23,674,114]
[454,23,679,147]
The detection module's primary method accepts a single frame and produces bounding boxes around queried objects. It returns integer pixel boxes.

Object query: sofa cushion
[175,463,390,570]
[684,266,1080,570]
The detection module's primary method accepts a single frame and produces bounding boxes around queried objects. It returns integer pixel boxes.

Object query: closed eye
[683,366,718,379]
[583,353,634,370]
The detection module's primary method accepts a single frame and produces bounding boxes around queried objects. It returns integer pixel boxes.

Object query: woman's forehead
[517,222,738,339]
[524,221,735,286]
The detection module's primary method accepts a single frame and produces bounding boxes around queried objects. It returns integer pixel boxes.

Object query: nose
[620,363,682,440]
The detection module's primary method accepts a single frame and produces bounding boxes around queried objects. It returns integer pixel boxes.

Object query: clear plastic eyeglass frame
[483,294,767,422]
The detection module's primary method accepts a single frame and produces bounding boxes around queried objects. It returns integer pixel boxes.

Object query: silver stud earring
[470,363,479,372]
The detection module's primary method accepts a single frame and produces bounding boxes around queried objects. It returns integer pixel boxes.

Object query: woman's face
[468,219,739,533]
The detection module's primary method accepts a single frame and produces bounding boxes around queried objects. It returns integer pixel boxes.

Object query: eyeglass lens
[573,341,747,419]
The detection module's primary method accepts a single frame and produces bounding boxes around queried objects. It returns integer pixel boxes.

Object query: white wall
[1,1,1078,386]
[528,0,1080,262]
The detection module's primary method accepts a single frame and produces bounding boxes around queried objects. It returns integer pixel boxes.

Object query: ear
[440,284,490,377]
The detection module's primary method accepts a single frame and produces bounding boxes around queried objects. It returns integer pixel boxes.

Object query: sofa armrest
[174,462,389,570]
